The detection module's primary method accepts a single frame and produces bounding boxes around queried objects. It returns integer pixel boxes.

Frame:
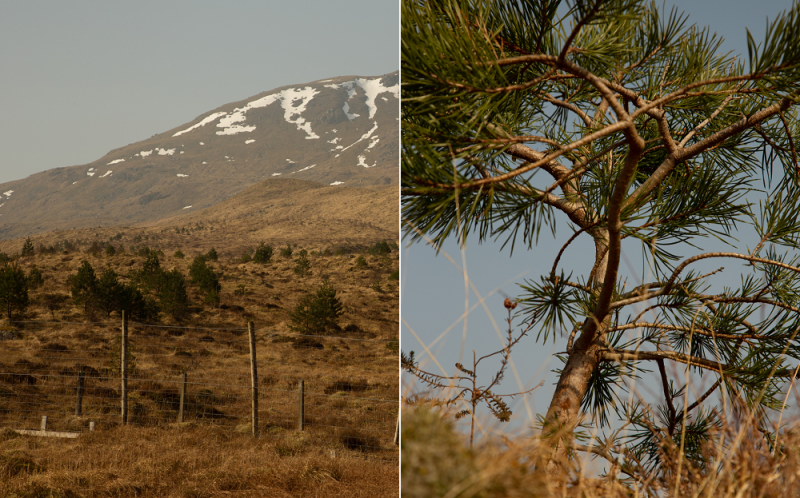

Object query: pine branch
[611,252,800,309]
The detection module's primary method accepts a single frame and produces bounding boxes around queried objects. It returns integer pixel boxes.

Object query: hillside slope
[0,177,397,257]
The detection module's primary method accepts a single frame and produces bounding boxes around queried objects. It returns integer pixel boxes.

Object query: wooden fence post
[179,371,187,423]
[298,380,305,431]
[121,311,128,425]
[76,369,85,416]
[248,321,258,436]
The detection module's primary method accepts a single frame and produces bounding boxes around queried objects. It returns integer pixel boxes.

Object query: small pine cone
[504,298,517,310]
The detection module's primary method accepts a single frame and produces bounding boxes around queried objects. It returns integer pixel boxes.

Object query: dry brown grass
[0,227,399,496]
[401,406,800,497]
[0,425,398,497]
[0,178,397,255]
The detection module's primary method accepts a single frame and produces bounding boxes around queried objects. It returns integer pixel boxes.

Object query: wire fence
[0,317,399,457]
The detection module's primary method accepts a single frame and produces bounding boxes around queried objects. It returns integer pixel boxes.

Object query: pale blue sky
[0,0,398,184]
[401,0,799,440]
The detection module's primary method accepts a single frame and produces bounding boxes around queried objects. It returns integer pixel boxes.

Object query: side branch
[611,253,800,309]
[601,349,729,374]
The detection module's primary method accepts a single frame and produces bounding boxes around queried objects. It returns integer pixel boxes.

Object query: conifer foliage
[0,263,29,318]
[21,237,34,258]
[403,0,800,473]
[289,280,344,335]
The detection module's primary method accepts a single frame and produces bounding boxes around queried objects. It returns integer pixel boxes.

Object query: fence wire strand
[0,319,399,456]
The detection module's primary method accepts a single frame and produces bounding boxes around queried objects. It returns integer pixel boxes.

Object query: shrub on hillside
[37,244,57,255]
[96,268,124,316]
[21,238,34,258]
[0,263,29,319]
[119,284,159,323]
[27,266,44,289]
[105,244,116,257]
[206,248,218,261]
[280,245,293,258]
[253,243,273,263]
[288,280,343,335]
[87,241,103,256]
[204,289,220,307]
[355,255,368,269]
[189,255,221,305]
[173,250,185,259]
[131,250,170,294]
[158,269,189,321]
[40,292,69,320]
[69,260,98,318]
[367,240,391,256]
[293,254,311,276]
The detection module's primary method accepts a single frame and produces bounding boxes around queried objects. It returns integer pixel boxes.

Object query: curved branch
[619,267,724,301]
[601,349,730,374]
[685,377,723,414]
[536,90,592,127]
[550,221,601,280]
[607,322,760,343]
[611,253,800,309]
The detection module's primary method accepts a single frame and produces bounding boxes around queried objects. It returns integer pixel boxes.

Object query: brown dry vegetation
[402,406,800,497]
[0,222,399,496]
[0,425,398,497]
[0,178,397,256]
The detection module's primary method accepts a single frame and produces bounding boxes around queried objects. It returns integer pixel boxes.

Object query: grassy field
[0,230,399,496]
[0,425,398,497]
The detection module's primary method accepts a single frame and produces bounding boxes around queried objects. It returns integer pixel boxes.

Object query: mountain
[0,72,398,240]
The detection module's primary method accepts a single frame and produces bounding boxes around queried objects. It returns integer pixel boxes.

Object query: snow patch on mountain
[330,181,345,186]
[139,150,153,157]
[271,173,282,176]
[87,168,96,177]
[357,155,376,168]
[214,86,320,139]
[173,112,227,137]
[107,159,125,165]
[3,191,12,197]
[177,174,189,178]
[353,77,399,119]
[245,139,255,144]
[327,76,399,121]
[157,148,175,156]
[99,170,112,178]
[341,121,379,152]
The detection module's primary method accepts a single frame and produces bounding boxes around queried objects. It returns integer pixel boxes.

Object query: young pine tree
[69,260,98,318]
[21,237,34,258]
[403,0,800,474]
[0,263,29,319]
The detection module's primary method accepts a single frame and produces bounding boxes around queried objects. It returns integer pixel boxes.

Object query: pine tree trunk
[544,233,611,469]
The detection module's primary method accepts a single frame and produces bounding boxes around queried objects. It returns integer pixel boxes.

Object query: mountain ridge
[0,71,398,241]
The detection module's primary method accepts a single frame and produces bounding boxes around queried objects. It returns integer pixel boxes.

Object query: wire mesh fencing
[0,317,399,456]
